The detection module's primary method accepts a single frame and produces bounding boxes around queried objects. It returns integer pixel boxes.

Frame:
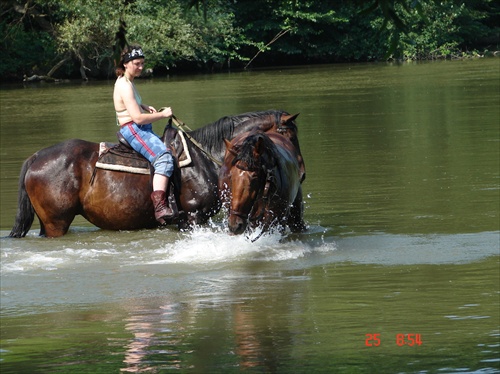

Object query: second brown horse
[219,130,306,236]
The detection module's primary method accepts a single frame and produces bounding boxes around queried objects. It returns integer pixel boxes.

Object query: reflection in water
[116,271,304,372]
[121,302,182,372]
[108,259,499,373]
[122,317,155,372]
[234,303,261,369]
[0,256,497,373]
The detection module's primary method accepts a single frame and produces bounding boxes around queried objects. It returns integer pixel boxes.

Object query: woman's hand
[143,104,172,118]
[159,107,173,118]
[141,104,157,113]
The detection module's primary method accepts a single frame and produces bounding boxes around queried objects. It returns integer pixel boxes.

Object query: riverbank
[6,51,497,85]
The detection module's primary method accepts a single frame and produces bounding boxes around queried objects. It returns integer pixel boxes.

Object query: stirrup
[167,183,179,218]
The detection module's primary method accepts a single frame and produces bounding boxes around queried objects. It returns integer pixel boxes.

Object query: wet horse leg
[28,187,79,237]
[287,185,307,232]
[25,168,80,238]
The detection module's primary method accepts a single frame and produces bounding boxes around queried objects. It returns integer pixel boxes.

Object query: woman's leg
[120,124,175,223]
[153,174,168,191]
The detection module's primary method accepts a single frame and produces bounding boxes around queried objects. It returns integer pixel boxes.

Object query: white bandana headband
[123,48,145,63]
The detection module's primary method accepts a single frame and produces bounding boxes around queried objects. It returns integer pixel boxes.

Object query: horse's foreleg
[288,186,307,233]
[176,211,191,231]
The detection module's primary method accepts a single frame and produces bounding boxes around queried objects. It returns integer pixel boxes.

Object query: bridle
[228,160,277,224]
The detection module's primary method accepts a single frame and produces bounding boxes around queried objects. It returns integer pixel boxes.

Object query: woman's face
[124,58,145,77]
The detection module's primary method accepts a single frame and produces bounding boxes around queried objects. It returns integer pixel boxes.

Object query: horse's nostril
[236,223,244,234]
[229,219,246,235]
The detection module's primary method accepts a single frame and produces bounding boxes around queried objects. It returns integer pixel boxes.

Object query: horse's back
[267,133,300,169]
[26,139,98,190]
[32,138,99,160]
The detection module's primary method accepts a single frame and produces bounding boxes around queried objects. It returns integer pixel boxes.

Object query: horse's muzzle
[228,211,248,235]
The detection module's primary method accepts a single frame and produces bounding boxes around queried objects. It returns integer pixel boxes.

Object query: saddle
[92,126,189,219]
[95,135,150,174]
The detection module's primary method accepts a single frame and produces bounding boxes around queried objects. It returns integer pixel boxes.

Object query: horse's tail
[9,154,37,238]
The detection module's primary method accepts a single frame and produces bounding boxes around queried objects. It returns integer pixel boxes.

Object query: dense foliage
[1,0,498,81]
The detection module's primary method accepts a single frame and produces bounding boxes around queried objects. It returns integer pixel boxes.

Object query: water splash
[0,223,334,275]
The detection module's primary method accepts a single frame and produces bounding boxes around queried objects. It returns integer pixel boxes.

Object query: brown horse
[9,110,303,238]
[219,130,306,236]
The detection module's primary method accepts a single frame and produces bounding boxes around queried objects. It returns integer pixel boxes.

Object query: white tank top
[115,76,142,125]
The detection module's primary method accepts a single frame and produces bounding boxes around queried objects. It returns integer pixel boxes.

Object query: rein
[160,110,223,167]
[252,168,276,220]
[247,168,278,242]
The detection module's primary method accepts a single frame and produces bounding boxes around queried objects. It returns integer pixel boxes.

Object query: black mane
[188,110,288,158]
[233,132,279,171]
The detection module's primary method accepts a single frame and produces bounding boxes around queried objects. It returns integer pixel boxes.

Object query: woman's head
[115,45,145,77]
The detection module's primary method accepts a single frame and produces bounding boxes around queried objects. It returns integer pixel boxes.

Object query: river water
[0,59,499,373]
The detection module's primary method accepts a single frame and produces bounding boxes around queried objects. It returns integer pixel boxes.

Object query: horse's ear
[282,113,300,125]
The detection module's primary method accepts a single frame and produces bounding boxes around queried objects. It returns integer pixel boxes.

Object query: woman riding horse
[114,45,174,224]
[8,110,302,238]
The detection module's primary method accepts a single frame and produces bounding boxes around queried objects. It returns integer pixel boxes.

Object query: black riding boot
[151,190,174,224]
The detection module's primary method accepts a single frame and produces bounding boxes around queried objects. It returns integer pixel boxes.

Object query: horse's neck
[162,126,178,144]
[188,113,279,161]
[240,116,275,134]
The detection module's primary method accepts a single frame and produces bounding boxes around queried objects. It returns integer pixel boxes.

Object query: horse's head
[220,132,276,235]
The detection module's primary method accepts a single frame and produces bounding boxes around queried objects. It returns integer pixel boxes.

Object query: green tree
[123,0,245,72]
[231,0,351,66]
[0,0,57,80]
[392,0,499,60]
[1,0,498,81]
[50,0,122,78]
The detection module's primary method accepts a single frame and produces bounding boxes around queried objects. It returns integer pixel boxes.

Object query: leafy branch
[244,27,292,69]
